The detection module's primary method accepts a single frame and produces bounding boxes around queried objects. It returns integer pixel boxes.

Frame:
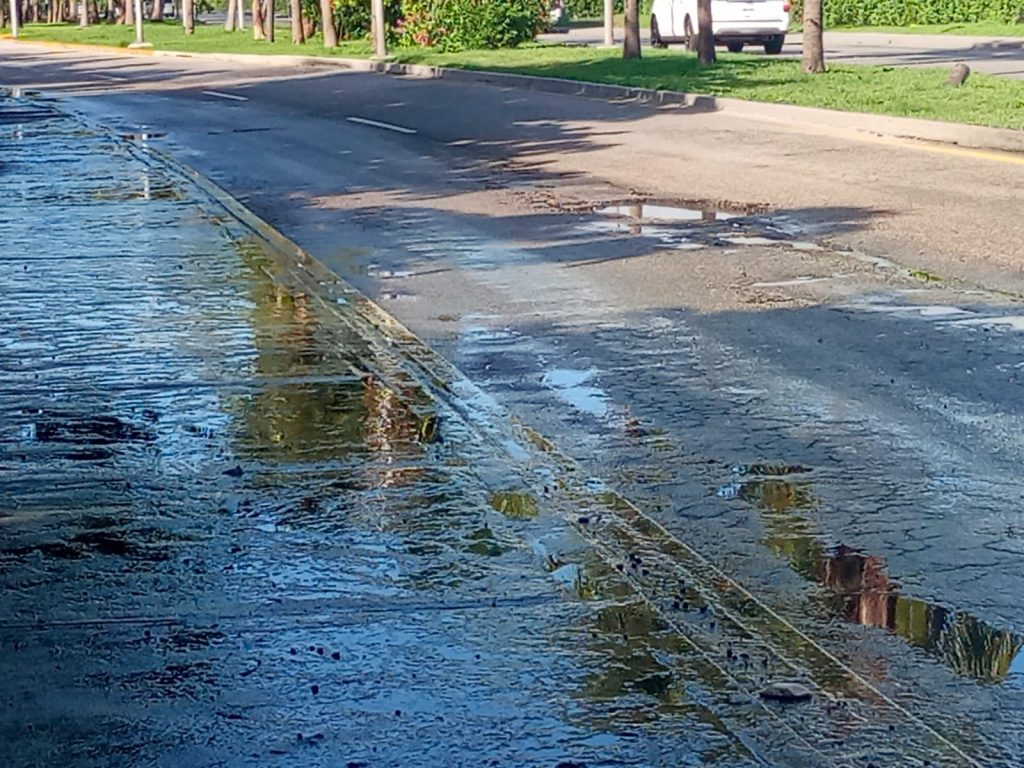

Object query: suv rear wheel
[763,34,785,54]
[651,15,668,48]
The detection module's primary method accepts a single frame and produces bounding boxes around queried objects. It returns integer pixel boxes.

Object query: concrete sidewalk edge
[7,35,1024,151]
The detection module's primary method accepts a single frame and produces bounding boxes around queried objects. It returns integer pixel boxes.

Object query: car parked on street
[650,0,790,54]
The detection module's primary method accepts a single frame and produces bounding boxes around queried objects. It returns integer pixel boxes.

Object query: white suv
[650,0,790,54]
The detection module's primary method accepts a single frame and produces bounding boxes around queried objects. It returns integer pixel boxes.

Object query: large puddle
[7,91,1022,765]
[0,93,791,767]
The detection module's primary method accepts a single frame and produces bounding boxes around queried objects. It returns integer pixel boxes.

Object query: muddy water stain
[464,527,504,557]
[16,410,155,462]
[22,410,155,446]
[489,491,540,519]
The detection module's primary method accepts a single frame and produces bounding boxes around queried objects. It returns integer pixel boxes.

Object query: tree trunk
[251,0,264,37]
[370,0,384,55]
[79,0,87,25]
[124,0,133,25]
[149,0,162,20]
[264,0,274,41]
[224,0,235,29]
[181,0,192,33]
[288,0,302,42]
[696,0,715,65]
[801,0,825,73]
[622,0,640,60]
[318,0,336,46]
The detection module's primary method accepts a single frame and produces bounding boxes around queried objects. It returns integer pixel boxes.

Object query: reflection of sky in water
[541,368,610,418]
[1009,648,1024,682]
[595,204,736,223]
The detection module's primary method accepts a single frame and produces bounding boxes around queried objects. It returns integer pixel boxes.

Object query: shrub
[569,0,622,17]
[332,0,398,39]
[788,0,1024,27]
[566,0,652,17]
[396,0,546,50]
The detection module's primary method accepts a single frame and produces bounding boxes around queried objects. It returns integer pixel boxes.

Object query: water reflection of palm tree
[233,238,427,478]
[579,603,685,712]
[742,478,1023,683]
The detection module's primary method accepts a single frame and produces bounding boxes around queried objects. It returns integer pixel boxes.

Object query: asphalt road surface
[3,42,1024,766]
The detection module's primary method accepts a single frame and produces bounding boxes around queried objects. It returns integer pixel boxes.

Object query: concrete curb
[7,36,1024,152]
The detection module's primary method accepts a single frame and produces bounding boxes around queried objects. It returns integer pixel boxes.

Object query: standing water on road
[0,92,772,768]
[1,92,1019,768]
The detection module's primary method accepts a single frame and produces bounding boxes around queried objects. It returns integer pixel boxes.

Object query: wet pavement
[0,90,937,768]
[4,55,1024,767]
[0,93,776,767]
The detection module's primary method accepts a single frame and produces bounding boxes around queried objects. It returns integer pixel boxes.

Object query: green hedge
[568,0,652,18]
[789,0,1024,26]
[397,0,545,50]
[332,0,660,49]
[331,0,402,39]
[332,0,543,47]
[569,0,622,17]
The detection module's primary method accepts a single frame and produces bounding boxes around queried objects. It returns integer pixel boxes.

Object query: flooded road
[3,50,1024,767]
[0,93,785,767]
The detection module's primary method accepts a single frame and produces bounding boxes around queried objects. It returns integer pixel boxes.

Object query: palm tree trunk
[288,0,302,42]
[622,0,640,59]
[696,0,715,65]
[318,0,336,46]
[251,0,264,37]
[802,0,825,73]
[224,0,235,29]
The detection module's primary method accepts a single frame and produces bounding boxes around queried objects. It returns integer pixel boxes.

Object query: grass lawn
[832,21,1024,37]
[401,45,1024,129]
[15,21,372,55]
[13,22,1024,129]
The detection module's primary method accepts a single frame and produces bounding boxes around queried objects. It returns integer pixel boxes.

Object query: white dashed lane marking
[202,90,249,102]
[346,116,417,135]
